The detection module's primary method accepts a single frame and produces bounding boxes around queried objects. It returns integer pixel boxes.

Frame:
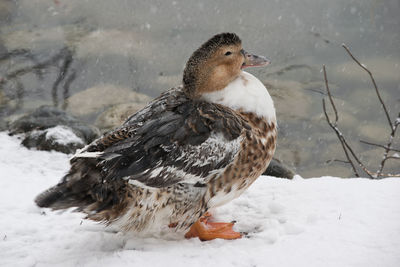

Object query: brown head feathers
[183,33,243,98]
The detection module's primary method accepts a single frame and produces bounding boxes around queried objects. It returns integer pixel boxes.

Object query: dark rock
[264,158,295,179]
[9,105,99,143]
[21,126,85,154]
[9,105,100,153]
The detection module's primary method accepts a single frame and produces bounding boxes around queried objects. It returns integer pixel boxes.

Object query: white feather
[201,71,276,122]
[128,179,157,190]
[208,182,248,208]
[72,150,103,159]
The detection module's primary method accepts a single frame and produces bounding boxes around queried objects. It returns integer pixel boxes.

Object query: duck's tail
[34,180,93,210]
[35,182,69,209]
[34,159,100,210]
[34,158,128,223]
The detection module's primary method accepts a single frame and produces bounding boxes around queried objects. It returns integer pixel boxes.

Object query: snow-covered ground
[1,131,399,267]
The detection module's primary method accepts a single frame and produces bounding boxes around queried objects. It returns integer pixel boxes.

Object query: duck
[35,32,277,241]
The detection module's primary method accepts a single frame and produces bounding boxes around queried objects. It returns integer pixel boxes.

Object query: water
[0,0,399,177]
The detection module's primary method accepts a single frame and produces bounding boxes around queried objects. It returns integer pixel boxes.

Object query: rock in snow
[0,132,399,267]
[263,158,295,179]
[21,125,85,154]
[9,105,99,154]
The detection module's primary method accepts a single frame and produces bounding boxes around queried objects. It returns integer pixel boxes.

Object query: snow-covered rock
[9,105,99,154]
[21,125,85,154]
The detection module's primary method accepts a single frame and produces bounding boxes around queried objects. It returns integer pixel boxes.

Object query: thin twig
[323,65,338,123]
[323,45,399,178]
[326,159,351,164]
[370,171,400,177]
[342,44,399,176]
[304,88,327,96]
[322,100,359,176]
[383,156,400,162]
[360,140,400,153]
[342,44,392,129]
[377,119,399,175]
[342,140,378,178]
[322,67,361,177]
[322,66,376,178]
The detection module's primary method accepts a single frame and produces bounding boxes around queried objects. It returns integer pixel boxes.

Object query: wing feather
[74,87,248,188]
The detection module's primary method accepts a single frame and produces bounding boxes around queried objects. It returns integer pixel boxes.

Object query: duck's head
[183,32,270,98]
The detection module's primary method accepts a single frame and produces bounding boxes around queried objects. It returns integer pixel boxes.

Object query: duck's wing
[74,88,250,188]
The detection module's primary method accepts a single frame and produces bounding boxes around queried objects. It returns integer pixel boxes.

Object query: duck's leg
[185,212,242,241]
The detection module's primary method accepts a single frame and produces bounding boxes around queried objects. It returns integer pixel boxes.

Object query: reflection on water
[0,0,399,177]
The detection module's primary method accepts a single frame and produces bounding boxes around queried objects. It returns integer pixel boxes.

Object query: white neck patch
[201,71,276,121]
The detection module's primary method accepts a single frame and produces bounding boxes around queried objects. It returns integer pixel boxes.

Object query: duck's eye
[224,51,232,56]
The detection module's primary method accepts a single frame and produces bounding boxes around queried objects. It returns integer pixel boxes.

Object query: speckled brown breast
[207,111,277,208]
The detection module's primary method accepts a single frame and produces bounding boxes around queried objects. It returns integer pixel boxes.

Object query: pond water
[1,0,399,177]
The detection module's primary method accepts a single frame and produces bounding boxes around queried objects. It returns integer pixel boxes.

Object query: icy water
[0,0,399,177]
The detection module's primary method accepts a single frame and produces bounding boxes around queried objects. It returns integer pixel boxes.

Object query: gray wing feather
[74,87,248,188]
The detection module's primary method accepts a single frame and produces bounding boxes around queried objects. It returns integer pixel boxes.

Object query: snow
[1,131,400,267]
[44,125,84,146]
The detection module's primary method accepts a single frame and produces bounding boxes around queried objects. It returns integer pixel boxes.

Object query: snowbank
[0,132,399,267]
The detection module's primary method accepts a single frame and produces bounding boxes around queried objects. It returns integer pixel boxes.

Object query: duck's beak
[241,49,271,69]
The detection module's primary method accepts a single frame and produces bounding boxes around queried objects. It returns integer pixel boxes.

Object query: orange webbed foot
[185,212,242,241]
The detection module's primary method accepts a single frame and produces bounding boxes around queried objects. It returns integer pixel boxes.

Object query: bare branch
[341,140,379,178]
[326,159,351,164]
[321,45,399,178]
[383,156,400,161]
[322,70,361,177]
[322,64,375,178]
[360,140,400,153]
[322,100,360,176]
[342,43,392,129]
[342,44,399,176]
[382,174,400,177]
[378,120,399,175]
[323,65,338,123]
